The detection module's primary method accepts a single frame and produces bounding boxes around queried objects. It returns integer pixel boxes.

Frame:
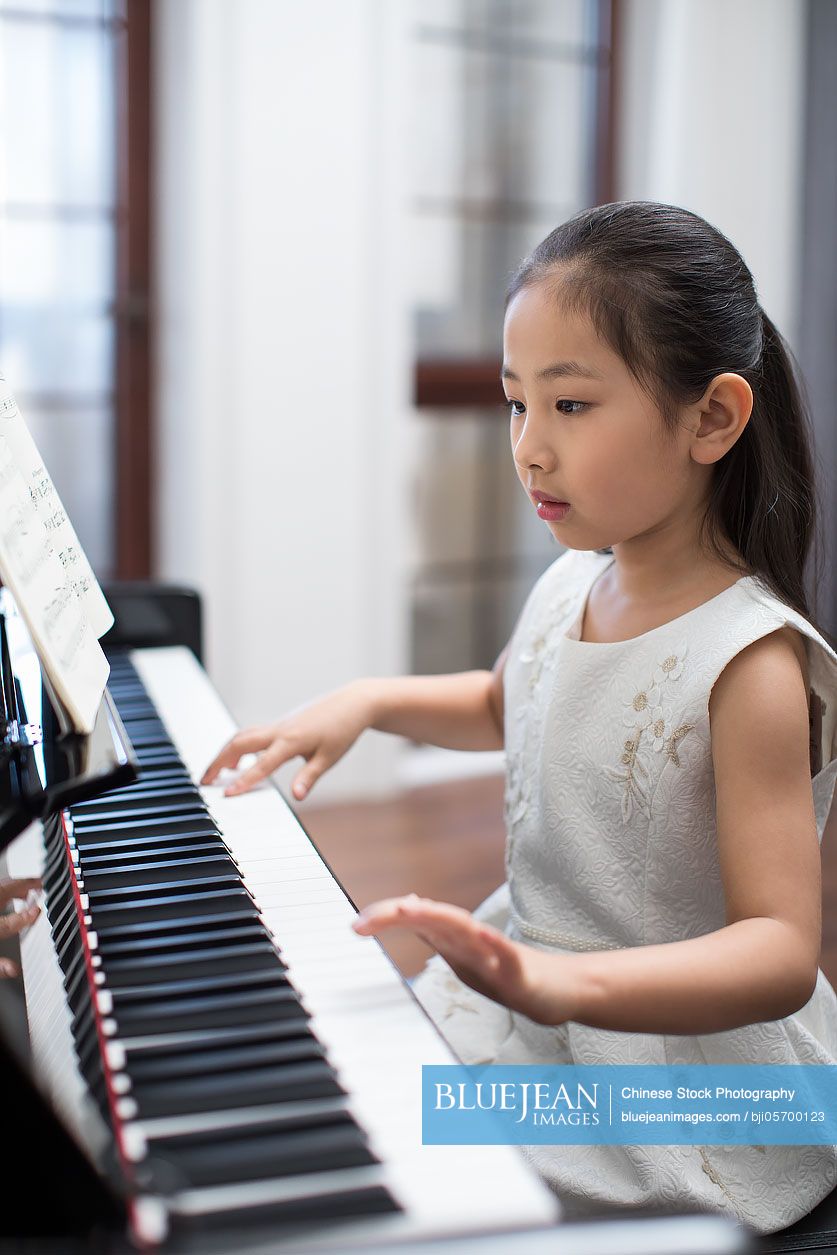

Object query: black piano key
[84,876,246,904]
[79,855,239,891]
[110,967,291,1004]
[148,1114,377,1189]
[120,1018,326,1058]
[131,744,184,759]
[130,1060,344,1118]
[83,778,196,801]
[76,839,229,864]
[72,815,221,838]
[71,799,214,824]
[111,984,308,1034]
[74,836,226,862]
[127,1034,325,1082]
[88,888,260,928]
[101,942,283,984]
[168,1183,399,1233]
[94,921,270,957]
[91,909,264,944]
[71,793,206,818]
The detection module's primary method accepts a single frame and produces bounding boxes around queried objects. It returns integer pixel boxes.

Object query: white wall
[616,0,806,348]
[153,0,413,801]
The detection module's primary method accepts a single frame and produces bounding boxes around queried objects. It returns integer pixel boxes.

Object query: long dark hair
[505,201,835,649]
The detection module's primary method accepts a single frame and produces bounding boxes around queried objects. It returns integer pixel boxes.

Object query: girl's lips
[535,499,571,522]
[530,490,569,505]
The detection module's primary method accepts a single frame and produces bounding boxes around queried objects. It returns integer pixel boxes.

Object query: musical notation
[0,374,110,732]
[0,375,112,640]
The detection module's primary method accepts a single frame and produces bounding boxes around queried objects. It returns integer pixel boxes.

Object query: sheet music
[0,374,113,638]
[0,374,110,732]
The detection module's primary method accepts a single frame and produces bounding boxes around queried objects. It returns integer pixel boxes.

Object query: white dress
[411,546,837,1235]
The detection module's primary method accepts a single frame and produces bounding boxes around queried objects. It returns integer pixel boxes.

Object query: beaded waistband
[509,903,623,952]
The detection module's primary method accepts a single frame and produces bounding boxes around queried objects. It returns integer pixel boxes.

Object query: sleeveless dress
[410,546,837,1235]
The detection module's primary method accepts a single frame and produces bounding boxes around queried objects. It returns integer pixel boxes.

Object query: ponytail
[701,308,833,648]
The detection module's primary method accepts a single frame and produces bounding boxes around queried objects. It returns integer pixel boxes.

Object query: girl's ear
[691,372,753,464]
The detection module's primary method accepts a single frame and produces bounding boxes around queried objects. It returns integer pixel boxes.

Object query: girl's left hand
[352,893,581,1026]
[0,877,43,979]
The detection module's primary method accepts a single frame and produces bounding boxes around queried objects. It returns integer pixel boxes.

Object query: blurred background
[0,0,834,972]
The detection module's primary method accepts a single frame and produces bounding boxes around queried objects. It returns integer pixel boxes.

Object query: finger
[0,878,42,906]
[399,901,501,965]
[0,958,19,979]
[352,895,418,933]
[291,753,330,800]
[354,897,491,963]
[224,742,291,797]
[201,729,273,784]
[0,904,40,939]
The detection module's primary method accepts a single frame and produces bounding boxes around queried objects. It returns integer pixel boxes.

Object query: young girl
[202,201,837,1236]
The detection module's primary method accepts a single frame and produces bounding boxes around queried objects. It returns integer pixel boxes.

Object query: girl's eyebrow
[501,360,605,383]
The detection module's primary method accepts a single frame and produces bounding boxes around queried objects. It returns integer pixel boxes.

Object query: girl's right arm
[201,647,508,800]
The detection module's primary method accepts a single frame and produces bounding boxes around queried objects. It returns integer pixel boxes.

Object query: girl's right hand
[200,680,377,800]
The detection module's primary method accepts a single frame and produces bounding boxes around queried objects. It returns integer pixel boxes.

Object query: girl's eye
[507,399,588,417]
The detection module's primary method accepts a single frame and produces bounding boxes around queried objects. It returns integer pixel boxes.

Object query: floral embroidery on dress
[504,584,578,866]
[605,641,695,822]
[698,1148,742,1209]
[603,728,651,823]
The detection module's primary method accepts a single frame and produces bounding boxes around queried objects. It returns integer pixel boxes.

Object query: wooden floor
[301,775,837,984]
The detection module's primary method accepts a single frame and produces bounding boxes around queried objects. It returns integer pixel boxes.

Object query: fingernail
[0,959,17,977]
[24,904,40,920]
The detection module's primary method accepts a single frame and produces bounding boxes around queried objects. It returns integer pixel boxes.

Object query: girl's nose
[511,412,558,472]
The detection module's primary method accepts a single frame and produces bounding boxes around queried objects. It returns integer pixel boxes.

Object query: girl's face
[502,280,710,556]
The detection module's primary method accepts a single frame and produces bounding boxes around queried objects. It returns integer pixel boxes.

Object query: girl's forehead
[503,287,612,374]
[505,284,592,339]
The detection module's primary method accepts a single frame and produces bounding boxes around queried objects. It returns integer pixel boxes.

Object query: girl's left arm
[354,627,822,1035]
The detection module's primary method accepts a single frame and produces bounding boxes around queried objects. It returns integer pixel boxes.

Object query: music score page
[0,373,112,732]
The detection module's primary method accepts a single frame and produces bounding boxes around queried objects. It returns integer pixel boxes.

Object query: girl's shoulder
[738,575,837,677]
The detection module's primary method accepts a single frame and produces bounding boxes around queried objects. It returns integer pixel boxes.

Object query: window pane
[0,217,113,306]
[410,409,557,568]
[412,39,493,204]
[0,307,112,395]
[488,0,591,43]
[416,0,591,42]
[413,214,574,356]
[409,0,603,676]
[506,58,589,207]
[0,18,114,207]
[0,2,112,14]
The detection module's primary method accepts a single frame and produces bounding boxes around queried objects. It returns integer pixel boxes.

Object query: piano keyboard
[8,645,560,1250]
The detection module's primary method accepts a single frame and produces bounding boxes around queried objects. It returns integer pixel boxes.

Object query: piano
[0,587,754,1255]
[0,585,563,1251]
